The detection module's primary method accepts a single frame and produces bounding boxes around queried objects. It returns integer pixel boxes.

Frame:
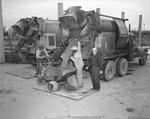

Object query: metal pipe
[99,14,128,21]
[0,0,5,63]
[129,24,131,32]
[96,8,100,14]
[138,15,142,46]
[58,2,63,19]
[121,12,125,19]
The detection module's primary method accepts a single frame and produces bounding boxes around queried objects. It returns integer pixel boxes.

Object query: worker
[27,38,36,54]
[86,47,103,91]
[70,41,84,88]
[34,44,49,77]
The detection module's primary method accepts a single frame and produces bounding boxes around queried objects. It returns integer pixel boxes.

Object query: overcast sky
[1,0,150,30]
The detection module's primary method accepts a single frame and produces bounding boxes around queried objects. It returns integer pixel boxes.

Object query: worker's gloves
[99,71,103,79]
[85,66,89,71]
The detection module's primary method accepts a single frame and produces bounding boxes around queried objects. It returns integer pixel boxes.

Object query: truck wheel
[116,58,128,77]
[114,58,120,76]
[36,76,46,85]
[139,51,147,65]
[47,81,58,92]
[102,60,115,82]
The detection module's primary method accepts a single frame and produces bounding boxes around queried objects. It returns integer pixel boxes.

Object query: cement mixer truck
[12,17,66,65]
[58,6,148,81]
[12,6,148,82]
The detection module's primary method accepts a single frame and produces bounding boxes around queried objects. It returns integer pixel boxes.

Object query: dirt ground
[0,58,150,119]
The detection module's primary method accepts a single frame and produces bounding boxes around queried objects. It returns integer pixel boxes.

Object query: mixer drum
[99,18,128,49]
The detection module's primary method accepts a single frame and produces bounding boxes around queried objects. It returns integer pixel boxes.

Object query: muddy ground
[0,58,150,119]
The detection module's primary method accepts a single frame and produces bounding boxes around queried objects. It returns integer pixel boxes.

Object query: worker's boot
[34,68,40,77]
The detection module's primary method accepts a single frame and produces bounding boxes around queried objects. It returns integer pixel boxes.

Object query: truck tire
[114,58,120,76]
[139,50,147,65]
[47,81,58,92]
[116,58,128,77]
[102,60,115,82]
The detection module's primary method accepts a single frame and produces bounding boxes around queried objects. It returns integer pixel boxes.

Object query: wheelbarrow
[36,64,77,92]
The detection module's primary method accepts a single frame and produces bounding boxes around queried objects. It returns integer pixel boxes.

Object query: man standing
[86,47,103,91]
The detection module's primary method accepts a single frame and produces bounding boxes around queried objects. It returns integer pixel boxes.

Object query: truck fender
[136,47,148,57]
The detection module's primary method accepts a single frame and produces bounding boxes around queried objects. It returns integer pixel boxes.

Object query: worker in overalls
[70,41,84,88]
[86,47,103,91]
[35,44,49,77]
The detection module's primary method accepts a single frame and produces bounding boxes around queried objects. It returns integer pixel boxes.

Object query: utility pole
[0,0,5,63]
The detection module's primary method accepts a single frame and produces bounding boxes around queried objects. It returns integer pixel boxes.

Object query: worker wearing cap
[86,47,103,91]
[35,44,49,77]
[70,41,84,88]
